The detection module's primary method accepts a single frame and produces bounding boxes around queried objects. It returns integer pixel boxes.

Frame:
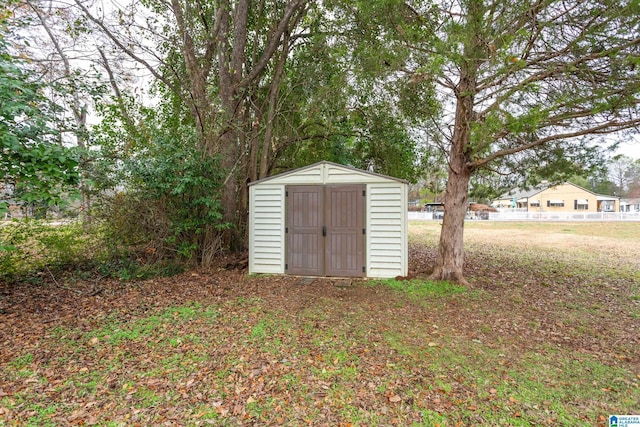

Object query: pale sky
[615,140,640,160]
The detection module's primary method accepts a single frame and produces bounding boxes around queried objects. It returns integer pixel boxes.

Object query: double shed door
[286,185,365,277]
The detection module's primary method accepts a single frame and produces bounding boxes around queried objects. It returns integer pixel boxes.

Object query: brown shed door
[325,185,365,277]
[286,184,364,277]
[286,186,324,276]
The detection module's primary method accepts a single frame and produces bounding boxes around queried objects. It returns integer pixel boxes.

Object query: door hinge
[362,266,366,273]
[362,228,366,234]
[286,190,288,197]
[285,263,288,270]
[285,227,288,233]
[362,190,366,197]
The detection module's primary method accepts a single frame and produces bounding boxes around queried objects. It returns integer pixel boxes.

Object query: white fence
[408,210,640,221]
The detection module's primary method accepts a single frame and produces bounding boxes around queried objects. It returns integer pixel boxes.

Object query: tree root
[428,268,471,287]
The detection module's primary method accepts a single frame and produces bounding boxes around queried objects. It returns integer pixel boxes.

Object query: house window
[547,200,564,207]
[530,199,540,207]
[574,199,588,210]
[601,201,615,212]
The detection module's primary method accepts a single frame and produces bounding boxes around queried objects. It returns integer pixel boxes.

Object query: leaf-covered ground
[1,222,639,426]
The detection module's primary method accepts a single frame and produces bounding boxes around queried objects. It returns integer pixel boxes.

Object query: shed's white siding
[264,164,324,185]
[325,163,390,184]
[367,183,407,278]
[248,161,407,278]
[249,184,285,274]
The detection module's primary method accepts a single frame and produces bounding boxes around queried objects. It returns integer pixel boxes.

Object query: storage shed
[248,161,408,278]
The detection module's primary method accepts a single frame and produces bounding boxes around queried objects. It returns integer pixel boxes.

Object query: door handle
[322,225,326,236]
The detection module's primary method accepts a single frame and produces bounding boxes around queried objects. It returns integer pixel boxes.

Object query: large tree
[609,154,635,195]
[627,159,640,197]
[351,0,640,282]
[71,0,312,255]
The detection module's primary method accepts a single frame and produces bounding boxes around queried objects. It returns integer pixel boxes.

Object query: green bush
[0,219,186,284]
[0,220,94,283]
[96,134,228,265]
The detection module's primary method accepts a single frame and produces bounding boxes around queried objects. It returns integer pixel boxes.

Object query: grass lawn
[1,221,639,426]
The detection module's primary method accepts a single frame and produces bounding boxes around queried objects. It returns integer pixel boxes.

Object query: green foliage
[568,170,616,195]
[472,0,638,170]
[0,220,93,283]
[341,0,639,185]
[260,21,356,173]
[349,105,422,182]
[273,12,424,183]
[87,257,185,282]
[0,33,79,216]
[468,180,503,204]
[0,217,185,284]
[95,107,228,263]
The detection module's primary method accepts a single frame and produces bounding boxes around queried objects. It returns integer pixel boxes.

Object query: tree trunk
[429,74,475,284]
[429,156,471,284]
[259,32,289,179]
[220,129,241,250]
[428,0,485,284]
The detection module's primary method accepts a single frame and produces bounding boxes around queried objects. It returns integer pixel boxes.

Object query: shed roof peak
[248,160,408,186]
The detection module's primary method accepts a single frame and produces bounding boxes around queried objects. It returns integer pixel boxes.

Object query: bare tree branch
[73,0,187,106]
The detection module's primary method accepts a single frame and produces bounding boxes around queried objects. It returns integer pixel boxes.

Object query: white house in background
[248,161,408,279]
[493,182,619,212]
[620,197,640,212]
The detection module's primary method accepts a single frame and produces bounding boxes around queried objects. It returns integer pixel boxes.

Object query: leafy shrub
[96,133,228,265]
[0,219,95,283]
[0,219,187,284]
